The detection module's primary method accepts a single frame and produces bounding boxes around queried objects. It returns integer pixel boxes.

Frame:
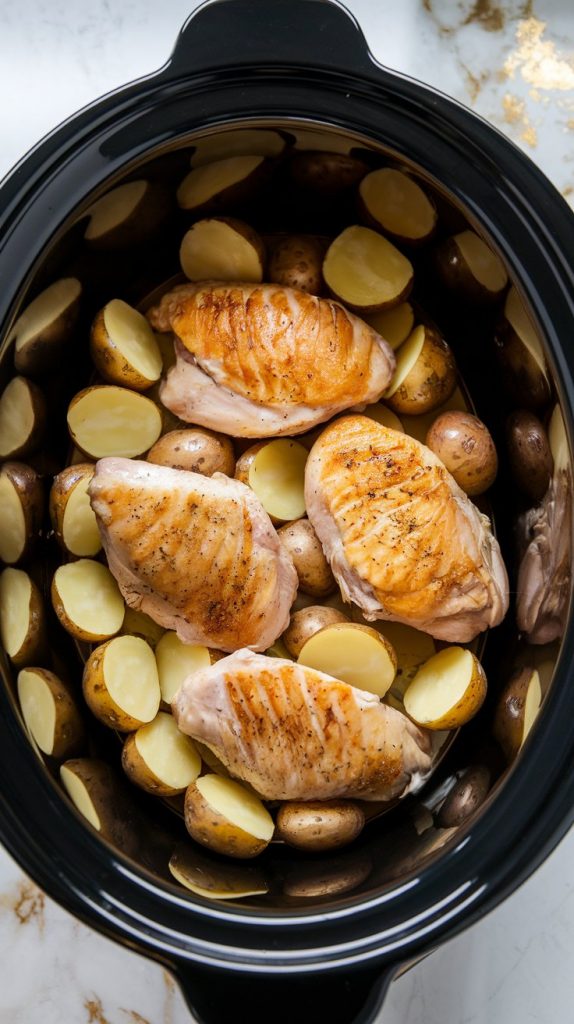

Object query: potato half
[359,168,437,245]
[362,403,404,432]
[120,607,165,648]
[434,229,508,303]
[426,411,498,496]
[0,376,47,460]
[404,646,487,730]
[276,801,365,852]
[283,605,349,658]
[0,567,45,666]
[495,287,550,410]
[155,631,213,704]
[506,410,553,503]
[277,519,335,597]
[385,325,457,416]
[59,758,137,848]
[122,712,201,796]
[10,278,82,374]
[493,667,542,761]
[268,235,324,294]
[83,180,169,249]
[17,667,84,759]
[169,843,269,900]
[289,151,368,192]
[179,217,265,282]
[49,463,101,558]
[360,619,436,699]
[323,225,413,312]
[177,155,267,214]
[184,774,275,859]
[364,302,414,351]
[0,462,43,565]
[147,428,235,477]
[83,634,161,731]
[190,128,286,166]
[90,299,163,391]
[297,622,397,697]
[67,385,162,459]
[51,559,125,642]
[235,439,308,523]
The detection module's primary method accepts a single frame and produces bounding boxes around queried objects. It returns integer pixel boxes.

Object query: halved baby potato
[51,559,125,642]
[362,403,404,432]
[434,229,508,304]
[385,324,457,416]
[90,299,163,391]
[0,376,47,460]
[155,631,214,704]
[17,667,84,759]
[0,567,46,666]
[268,234,324,295]
[190,128,286,166]
[49,464,101,558]
[83,634,161,731]
[277,519,335,598]
[404,646,487,730]
[122,711,201,796]
[359,168,437,245]
[275,800,365,852]
[360,619,436,699]
[59,758,137,847]
[283,605,349,659]
[67,385,162,459]
[10,278,82,374]
[495,286,550,410]
[0,462,43,565]
[235,439,308,523]
[120,607,165,648]
[363,301,414,351]
[493,667,542,761]
[177,155,268,214]
[184,774,275,859]
[83,180,169,249]
[169,842,269,900]
[147,428,236,477]
[297,622,397,697]
[323,225,413,312]
[289,151,368,192]
[179,217,265,282]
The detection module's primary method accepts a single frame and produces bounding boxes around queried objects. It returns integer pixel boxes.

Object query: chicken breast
[89,459,297,652]
[172,649,432,801]
[305,415,508,642]
[147,282,395,437]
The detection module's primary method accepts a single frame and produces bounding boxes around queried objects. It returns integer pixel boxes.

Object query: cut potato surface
[59,759,135,848]
[50,464,101,558]
[362,403,404,432]
[17,667,83,759]
[0,567,45,666]
[385,325,456,416]
[365,620,436,698]
[180,218,264,283]
[0,462,42,565]
[177,155,265,212]
[83,634,160,731]
[52,559,124,642]
[155,631,212,704]
[67,386,162,458]
[323,225,413,312]
[84,180,147,239]
[83,180,169,248]
[504,286,546,376]
[359,168,437,243]
[90,299,162,391]
[122,711,201,795]
[298,622,397,698]
[455,231,507,294]
[364,302,415,351]
[494,667,542,761]
[404,646,487,730]
[10,278,82,373]
[169,843,269,900]
[60,762,102,830]
[0,376,46,460]
[190,128,286,165]
[184,774,275,859]
[283,605,349,658]
[121,607,165,648]
[248,440,308,522]
[385,325,425,398]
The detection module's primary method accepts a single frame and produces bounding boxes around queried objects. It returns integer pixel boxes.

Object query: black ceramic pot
[1,2,574,1022]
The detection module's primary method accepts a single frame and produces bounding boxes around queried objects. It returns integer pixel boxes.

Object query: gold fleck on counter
[504,17,574,90]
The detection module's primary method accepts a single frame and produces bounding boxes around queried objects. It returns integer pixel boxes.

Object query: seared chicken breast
[305,415,508,641]
[147,282,395,437]
[89,459,297,652]
[173,649,432,801]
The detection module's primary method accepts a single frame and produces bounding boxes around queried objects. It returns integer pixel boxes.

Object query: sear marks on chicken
[172,649,433,802]
[147,282,395,437]
[305,415,508,642]
[88,458,297,653]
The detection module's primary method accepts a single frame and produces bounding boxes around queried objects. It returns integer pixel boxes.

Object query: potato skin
[278,519,335,597]
[19,667,85,759]
[90,308,156,392]
[283,605,349,658]
[148,428,235,477]
[506,410,553,502]
[406,654,487,731]
[436,765,490,828]
[14,293,81,375]
[426,411,498,496]
[387,327,456,416]
[234,442,266,486]
[290,152,368,193]
[85,181,171,250]
[60,758,140,853]
[494,318,551,411]
[433,235,506,304]
[268,235,324,295]
[493,667,539,761]
[184,781,271,859]
[276,800,365,851]
[82,640,148,731]
[169,842,269,898]
[177,159,271,216]
[121,731,181,797]
[0,462,43,564]
[0,377,47,460]
[49,463,96,552]
[8,576,46,668]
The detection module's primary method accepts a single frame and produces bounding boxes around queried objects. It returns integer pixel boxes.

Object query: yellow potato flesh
[67,386,162,458]
[297,624,396,697]
[504,286,545,373]
[121,607,165,647]
[0,568,32,658]
[177,155,263,209]
[60,765,100,830]
[364,302,414,350]
[104,635,160,723]
[0,474,26,563]
[155,631,212,703]
[522,669,542,744]
[168,859,268,899]
[84,180,147,239]
[103,299,162,382]
[0,378,35,458]
[385,325,425,398]
[17,669,56,755]
[324,226,413,309]
[360,169,436,240]
[248,440,307,521]
[549,404,568,472]
[456,230,507,293]
[62,474,101,557]
[404,647,476,725]
[180,220,263,282]
[362,403,404,432]
[369,620,436,697]
[54,560,124,638]
[134,712,201,789]
[191,129,284,165]
[196,775,274,842]
[11,278,81,352]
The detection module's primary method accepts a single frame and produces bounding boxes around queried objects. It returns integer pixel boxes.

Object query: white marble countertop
[0,1,573,1022]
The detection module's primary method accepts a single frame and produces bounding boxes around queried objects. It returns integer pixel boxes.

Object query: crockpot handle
[176,963,395,1023]
[163,0,377,78]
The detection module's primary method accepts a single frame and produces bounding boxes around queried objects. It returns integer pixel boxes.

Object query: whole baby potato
[283,605,349,658]
[506,410,553,502]
[276,800,365,852]
[426,410,498,496]
[147,428,235,477]
[268,235,324,295]
[278,519,335,597]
